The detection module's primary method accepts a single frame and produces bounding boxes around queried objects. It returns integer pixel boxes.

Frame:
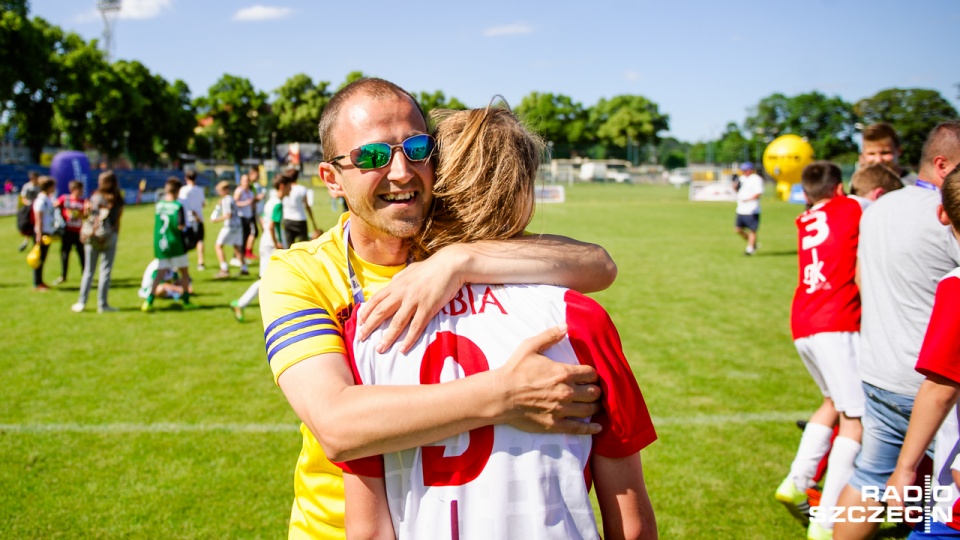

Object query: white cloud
[232,5,294,21]
[483,23,533,37]
[625,70,641,82]
[116,0,173,20]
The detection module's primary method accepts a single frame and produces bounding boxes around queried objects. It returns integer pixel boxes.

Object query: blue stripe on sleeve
[264,308,329,340]
[267,328,342,364]
[264,317,337,352]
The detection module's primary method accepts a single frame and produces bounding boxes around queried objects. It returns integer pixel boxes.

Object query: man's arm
[277,325,601,462]
[358,234,617,352]
[593,453,657,540]
[887,374,960,508]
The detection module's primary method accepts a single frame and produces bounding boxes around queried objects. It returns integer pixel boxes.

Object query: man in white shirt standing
[178,170,206,271]
[734,162,764,255]
[280,168,320,247]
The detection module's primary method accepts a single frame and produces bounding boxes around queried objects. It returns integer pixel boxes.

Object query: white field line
[0,412,810,434]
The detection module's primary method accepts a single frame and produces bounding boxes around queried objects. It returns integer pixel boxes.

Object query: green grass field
[0,183,908,538]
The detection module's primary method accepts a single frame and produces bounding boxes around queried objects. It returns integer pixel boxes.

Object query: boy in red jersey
[776,162,864,539]
[886,165,960,539]
[54,180,86,284]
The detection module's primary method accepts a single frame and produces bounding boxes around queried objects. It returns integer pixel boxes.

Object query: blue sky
[29,0,960,143]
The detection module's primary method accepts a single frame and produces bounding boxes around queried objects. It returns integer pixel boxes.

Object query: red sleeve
[916,275,960,383]
[564,290,657,458]
[333,306,386,477]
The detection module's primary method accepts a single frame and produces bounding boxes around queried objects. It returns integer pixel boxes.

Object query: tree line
[2,1,957,169]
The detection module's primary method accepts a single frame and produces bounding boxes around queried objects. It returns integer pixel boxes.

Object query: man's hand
[495,325,602,435]
[310,229,323,240]
[358,253,463,354]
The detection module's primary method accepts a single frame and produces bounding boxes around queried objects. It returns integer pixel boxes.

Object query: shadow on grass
[757,250,798,257]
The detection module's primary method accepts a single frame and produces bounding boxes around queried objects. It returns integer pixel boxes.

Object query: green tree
[855,88,959,166]
[515,92,590,151]
[416,90,466,121]
[745,91,857,161]
[194,74,269,163]
[714,122,751,164]
[588,94,669,149]
[5,16,64,162]
[272,73,331,143]
[0,0,37,110]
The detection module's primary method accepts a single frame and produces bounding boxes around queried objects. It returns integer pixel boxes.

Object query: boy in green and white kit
[231,174,293,322]
[143,177,195,312]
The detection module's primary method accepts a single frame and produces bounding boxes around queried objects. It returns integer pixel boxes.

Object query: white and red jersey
[340,284,656,540]
[915,270,960,530]
[791,195,863,339]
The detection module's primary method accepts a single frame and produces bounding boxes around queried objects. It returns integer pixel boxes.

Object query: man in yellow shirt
[260,78,617,539]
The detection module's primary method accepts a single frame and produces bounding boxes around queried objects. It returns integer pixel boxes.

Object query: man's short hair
[28,171,39,181]
[38,176,55,191]
[862,122,900,149]
[851,163,903,197]
[943,164,960,226]
[283,168,300,182]
[272,174,294,190]
[318,78,428,164]
[185,169,197,182]
[68,180,83,192]
[800,161,843,202]
[920,120,960,169]
[166,177,183,195]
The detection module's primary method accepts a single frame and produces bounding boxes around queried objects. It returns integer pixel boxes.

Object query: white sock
[220,262,228,272]
[238,280,259,309]
[789,422,834,489]
[817,435,861,529]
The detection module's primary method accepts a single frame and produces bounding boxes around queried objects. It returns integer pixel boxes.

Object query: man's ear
[869,186,885,202]
[318,162,345,198]
[835,183,845,197]
[937,204,952,227]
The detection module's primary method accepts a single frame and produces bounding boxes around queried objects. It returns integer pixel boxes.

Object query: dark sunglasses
[328,134,436,170]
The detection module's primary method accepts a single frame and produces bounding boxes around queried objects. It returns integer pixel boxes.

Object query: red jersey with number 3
[791,195,863,339]
[915,270,960,531]
[341,284,656,540]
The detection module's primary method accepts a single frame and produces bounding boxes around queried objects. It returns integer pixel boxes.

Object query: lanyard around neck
[915,179,938,191]
[343,220,365,306]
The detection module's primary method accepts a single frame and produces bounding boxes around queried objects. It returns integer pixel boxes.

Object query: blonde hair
[412,102,545,261]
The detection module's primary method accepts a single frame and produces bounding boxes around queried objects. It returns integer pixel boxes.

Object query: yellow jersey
[260,213,404,539]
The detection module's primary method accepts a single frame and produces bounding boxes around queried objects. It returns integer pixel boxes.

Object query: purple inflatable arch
[49,151,91,197]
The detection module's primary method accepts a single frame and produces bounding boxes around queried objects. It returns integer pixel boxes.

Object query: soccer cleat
[745,246,756,256]
[197,264,205,271]
[98,305,118,313]
[806,486,823,508]
[807,520,833,540]
[53,276,65,285]
[775,477,811,525]
[141,301,154,313]
[70,302,85,313]
[229,257,242,267]
[230,300,244,322]
[34,284,50,292]
[240,268,249,276]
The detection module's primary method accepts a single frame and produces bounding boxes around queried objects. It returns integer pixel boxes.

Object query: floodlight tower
[97,0,122,61]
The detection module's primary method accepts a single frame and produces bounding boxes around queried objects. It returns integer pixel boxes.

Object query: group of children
[777,122,960,540]
[141,171,295,319]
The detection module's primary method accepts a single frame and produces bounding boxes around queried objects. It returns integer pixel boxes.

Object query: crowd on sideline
[16,165,324,321]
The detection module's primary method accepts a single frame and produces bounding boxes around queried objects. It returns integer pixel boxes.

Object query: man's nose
[386,148,414,183]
